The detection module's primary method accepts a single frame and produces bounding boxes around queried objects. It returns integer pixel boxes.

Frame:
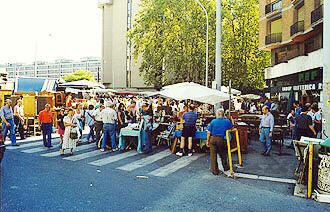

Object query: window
[271,18,282,34]
[297,6,304,21]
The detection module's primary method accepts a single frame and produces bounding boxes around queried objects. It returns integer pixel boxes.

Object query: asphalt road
[0,139,329,212]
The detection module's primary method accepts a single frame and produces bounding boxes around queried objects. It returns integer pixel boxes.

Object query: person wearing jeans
[141,103,153,154]
[85,105,96,143]
[38,104,53,148]
[93,105,104,148]
[41,123,53,147]
[0,99,18,146]
[100,102,117,152]
[259,106,274,156]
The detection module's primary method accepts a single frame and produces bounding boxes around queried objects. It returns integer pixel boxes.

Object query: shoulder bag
[69,117,78,139]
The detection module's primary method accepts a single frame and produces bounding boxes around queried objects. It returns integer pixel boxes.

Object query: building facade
[259,0,323,104]
[0,57,102,81]
[98,0,146,89]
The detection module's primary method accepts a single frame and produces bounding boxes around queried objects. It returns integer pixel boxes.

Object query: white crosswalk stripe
[41,143,96,157]
[6,141,43,150]
[13,142,204,178]
[117,150,172,171]
[89,151,139,167]
[21,146,53,154]
[64,149,107,162]
[148,155,202,177]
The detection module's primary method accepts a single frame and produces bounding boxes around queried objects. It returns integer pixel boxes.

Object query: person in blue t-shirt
[176,104,198,157]
[207,109,233,175]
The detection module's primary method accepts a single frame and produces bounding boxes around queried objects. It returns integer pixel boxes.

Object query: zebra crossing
[6,141,204,177]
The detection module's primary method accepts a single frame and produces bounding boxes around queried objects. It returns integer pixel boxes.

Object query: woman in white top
[60,108,79,155]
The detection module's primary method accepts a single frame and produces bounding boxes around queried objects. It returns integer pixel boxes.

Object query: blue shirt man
[0,99,18,146]
[0,105,14,120]
[208,118,233,137]
[182,111,198,126]
[206,109,233,175]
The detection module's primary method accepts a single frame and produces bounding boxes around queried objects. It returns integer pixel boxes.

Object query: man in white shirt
[93,105,104,148]
[100,102,117,152]
[14,100,25,139]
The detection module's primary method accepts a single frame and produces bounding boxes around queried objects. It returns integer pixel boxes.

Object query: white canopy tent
[60,80,105,89]
[220,86,241,95]
[158,82,229,105]
[65,87,85,94]
[89,88,117,94]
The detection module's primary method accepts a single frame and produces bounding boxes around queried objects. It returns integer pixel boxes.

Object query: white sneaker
[100,148,105,152]
[223,170,231,177]
[176,152,183,157]
[187,152,193,156]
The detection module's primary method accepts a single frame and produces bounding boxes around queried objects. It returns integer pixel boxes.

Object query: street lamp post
[215,0,222,90]
[194,0,209,87]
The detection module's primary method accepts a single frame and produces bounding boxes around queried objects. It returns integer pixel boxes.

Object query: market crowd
[0,93,323,175]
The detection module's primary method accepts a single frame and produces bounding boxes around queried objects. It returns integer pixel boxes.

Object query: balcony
[265,33,282,45]
[291,0,304,7]
[265,0,282,15]
[311,5,323,25]
[290,21,304,36]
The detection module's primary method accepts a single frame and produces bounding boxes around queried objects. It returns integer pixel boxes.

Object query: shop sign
[281,83,323,92]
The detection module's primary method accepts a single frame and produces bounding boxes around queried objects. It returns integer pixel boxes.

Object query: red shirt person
[38,104,53,148]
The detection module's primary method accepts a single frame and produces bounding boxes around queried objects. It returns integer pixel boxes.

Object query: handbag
[69,118,78,139]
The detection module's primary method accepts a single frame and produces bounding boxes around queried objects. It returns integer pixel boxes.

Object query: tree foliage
[129,0,270,91]
[62,70,95,82]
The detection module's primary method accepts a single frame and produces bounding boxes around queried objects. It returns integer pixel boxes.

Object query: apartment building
[98,0,146,89]
[259,0,323,103]
[0,57,102,81]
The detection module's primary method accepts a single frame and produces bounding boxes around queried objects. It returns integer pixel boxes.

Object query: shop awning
[14,77,57,93]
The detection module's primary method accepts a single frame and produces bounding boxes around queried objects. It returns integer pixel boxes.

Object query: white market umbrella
[65,87,85,94]
[159,82,229,105]
[221,86,241,95]
[240,94,260,100]
[89,88,117,94]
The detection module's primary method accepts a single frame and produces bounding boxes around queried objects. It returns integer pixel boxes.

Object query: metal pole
[215,0,222,90]
[195,0,209,87]
[229,79,231,119]
[323,1,330,138]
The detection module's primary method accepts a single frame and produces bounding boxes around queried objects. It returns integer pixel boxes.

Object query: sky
[0,0,101,64]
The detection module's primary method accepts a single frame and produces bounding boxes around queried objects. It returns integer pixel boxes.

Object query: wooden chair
[272,127,285,155]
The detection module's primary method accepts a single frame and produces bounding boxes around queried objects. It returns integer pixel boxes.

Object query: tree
[129,0,270,91]
[62,70,95,82]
